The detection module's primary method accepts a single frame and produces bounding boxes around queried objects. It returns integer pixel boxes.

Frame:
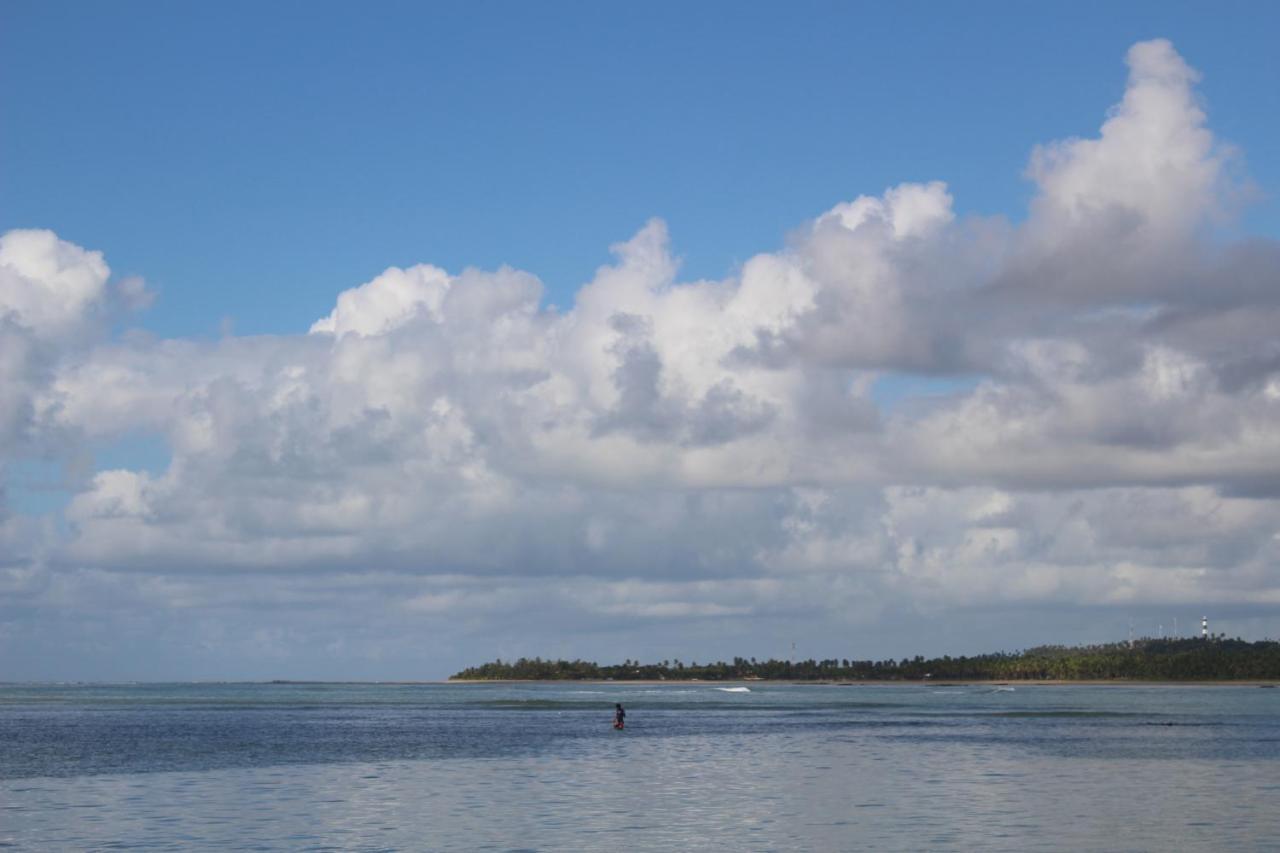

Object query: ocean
[1,681,1277,851]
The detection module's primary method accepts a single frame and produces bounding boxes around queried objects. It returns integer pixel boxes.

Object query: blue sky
[5,1,1277,337]
[3,3,1280,679]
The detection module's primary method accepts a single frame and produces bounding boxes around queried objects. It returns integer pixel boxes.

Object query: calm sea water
[1,681,1277,851]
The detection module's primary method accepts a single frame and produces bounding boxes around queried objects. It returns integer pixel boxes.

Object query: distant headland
[451,637,1280,682]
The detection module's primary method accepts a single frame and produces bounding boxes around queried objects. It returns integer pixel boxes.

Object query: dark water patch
[989,710,1145,718]
[476,699,585,709]
[470,698,909,712]
[877,727,1280,762]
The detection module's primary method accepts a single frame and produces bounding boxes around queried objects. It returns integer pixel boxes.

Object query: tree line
[451,637,1280,681]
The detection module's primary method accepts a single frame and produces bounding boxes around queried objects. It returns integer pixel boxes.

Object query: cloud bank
[3,40,1278,677]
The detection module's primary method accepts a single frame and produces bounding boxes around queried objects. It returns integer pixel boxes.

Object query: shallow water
[1,682,1277,850]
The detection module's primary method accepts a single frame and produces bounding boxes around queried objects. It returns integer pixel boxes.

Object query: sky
[2,2,1279,680]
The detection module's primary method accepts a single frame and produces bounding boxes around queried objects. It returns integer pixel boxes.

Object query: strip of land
[451,637,1280,682]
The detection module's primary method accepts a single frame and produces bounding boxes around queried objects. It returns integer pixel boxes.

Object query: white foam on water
[715,687,751,693]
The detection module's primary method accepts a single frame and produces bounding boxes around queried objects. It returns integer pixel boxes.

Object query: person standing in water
[613,703,625,730]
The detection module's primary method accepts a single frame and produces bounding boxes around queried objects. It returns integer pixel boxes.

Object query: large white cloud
[1028,40,1223,248]
[3,40,1279,677]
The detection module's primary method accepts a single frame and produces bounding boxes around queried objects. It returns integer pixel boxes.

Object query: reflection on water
[1,683,1277,851]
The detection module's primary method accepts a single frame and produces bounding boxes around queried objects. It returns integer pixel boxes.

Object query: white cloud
[1028,39,1221,244]
[310,263,453,337]
[0,229,110,340]
[0,229,152,464]
[3,40,1279,676]
[821,180,955,240]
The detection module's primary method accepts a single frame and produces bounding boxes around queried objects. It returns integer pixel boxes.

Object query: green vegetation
[451,637,1280,682]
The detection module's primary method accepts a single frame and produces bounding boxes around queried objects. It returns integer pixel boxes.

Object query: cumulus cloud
[0,230,157,451]
[3,40,1279,676]
[0,229,111,339]
[309,263,454,337]
[1028,40,1222,246]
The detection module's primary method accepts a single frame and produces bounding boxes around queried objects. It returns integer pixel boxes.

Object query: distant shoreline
[442,678,1280,687]
[451,639,1280,683]
[3,678,1276,687]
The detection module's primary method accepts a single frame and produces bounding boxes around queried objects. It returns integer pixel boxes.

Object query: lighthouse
[1201,616,1208,639]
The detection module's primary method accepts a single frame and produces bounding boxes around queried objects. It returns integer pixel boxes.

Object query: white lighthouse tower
[1201,616,1208,639]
